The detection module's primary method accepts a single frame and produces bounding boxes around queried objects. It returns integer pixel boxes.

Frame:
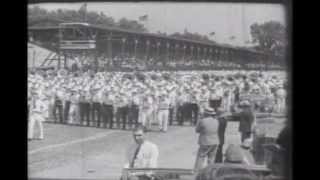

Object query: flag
[138,15,148,21]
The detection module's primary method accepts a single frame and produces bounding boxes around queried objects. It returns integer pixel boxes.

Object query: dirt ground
[28,118,285,179]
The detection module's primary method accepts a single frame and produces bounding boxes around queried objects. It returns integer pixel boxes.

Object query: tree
[118,18,147,32]
[250,21,287,56]
[169,30,216,44]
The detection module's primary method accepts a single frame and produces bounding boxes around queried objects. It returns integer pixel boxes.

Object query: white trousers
[158,110,169,131]
[68,103,79,124]
[139,109,153,129]
[276,98,286,113]
[28,113,44,139]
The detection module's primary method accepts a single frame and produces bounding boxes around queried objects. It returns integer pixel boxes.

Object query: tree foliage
[118,18,147,32]
[28,6,144,32]
[169,29,216,44]
[250,21,287,56]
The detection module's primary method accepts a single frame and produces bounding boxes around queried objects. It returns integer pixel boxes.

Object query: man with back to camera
[232,100,256,143]
[194,106,220,172]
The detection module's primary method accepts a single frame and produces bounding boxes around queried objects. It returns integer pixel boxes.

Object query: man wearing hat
[128,91,140,129]
[28,91,46,140]
[157,94,170,132]
[224,138,255,165]
[232,100,256,143]
[69,88,80,124]
[52,86,64,123]
[275,84,286,114]
[194,106,220,172]
[115,93,129,130]
[62,86,71,124]
[83,89,92,126]
[101,91,115,129]
[91,87,103,128]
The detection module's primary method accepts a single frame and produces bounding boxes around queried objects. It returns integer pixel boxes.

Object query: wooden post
[64,52,67,69]
[121,37,126,58]
[166,42,170,61]
[216,49,220,61]
[145,39,150,61]
[156,41,161,59]
[182,45,186,61]
[175,44,179,61]
[93,51,97,72]
[33,50,36,68]
[197,47,200,61]
[209,48,213,61]
[107,33,113,59]
[190,46,194,60]
[58,51,61,70]
[134,39,138,58]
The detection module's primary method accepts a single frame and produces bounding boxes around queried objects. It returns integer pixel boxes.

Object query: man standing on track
[232,100,256,143]
[28,91,46,141]
[194,106,220,172]
[122,126,159,180]
[157,94,170,132]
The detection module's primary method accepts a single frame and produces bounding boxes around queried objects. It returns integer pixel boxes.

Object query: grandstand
[28,18,285,71]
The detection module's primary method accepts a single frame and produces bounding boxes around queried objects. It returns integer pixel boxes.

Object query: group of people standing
[28,69,287,141]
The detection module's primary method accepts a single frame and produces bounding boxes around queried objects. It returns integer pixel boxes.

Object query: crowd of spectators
[28,66,287,130]
[67,55,282,72]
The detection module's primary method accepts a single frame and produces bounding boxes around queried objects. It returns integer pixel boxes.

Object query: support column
[175,43,179,61]
[32,49,36,68]
[203,48,207,60]
[216,49,220,61]
[94,51,98,72]
[64,52,67,69]
[182,44,186,61]
[190,46,194,60]
[156,41,161,59]
[58,51,61,70]
[107,33,113,59]
[145,39,150,61]
[197,47,200,61]
[121,37,127,58]
[166,42,170,61]
[134,39,139,58]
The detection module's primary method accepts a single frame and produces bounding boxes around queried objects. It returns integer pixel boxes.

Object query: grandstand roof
[28,19,266,55]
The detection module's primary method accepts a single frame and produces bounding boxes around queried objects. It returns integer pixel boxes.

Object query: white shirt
[124,141,159,169]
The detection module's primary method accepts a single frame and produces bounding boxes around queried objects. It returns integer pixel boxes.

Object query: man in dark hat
[101,91,115,129]
[91,88,102,128]
[194,106,220,172]
[232,100,256,143]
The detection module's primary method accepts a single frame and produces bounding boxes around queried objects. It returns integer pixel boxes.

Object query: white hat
[203,106,216,115]
[242,138,253,148]
[239,100,251,107]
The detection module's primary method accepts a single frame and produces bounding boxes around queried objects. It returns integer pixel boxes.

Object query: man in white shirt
[28,91,46,140]
[122,126,159,180]
[157,94,170,132]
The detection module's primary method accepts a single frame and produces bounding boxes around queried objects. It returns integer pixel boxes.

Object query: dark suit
[234,109,255,142]
[194,116,219,171]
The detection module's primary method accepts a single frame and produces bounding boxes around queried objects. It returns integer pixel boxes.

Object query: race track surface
[28,119,284,179]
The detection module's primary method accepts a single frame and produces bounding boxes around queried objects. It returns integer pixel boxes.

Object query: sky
[29,2,286,47]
